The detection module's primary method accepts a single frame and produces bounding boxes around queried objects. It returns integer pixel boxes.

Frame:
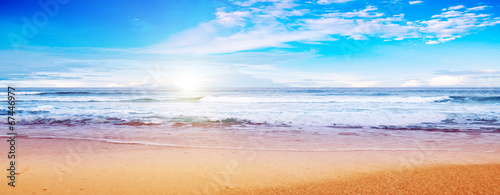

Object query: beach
[4,0,500,193]
[2,88,500,194]
[2,137,500,194]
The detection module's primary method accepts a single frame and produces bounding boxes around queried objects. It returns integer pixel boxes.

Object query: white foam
[0,135,463,152]
[200,95,449,103]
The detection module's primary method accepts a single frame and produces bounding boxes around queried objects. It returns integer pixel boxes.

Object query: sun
[172,73,202,91]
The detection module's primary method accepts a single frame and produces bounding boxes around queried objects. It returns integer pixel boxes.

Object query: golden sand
[224,164,500,194]
[1,138,499,194]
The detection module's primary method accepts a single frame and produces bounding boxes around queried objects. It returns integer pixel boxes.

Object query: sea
[2,87,500,152]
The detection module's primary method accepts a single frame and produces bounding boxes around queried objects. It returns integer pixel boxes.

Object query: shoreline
[1,135,481,152]
[7,124,500,154]
[2,137,500,194]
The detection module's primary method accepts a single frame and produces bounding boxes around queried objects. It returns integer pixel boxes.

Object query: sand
[224,164,500,194]
[1,137,500,194]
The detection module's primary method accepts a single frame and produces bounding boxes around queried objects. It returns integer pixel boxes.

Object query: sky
[1,0,500,88]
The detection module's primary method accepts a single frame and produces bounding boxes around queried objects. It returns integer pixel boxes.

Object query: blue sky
[1,0,500,88]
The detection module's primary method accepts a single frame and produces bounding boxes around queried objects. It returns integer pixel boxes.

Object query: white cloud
[420,7,499,44]
[317,0,355,5]
[401,80,422,87]
[305,18,415,40]
[430,69,500,87]
[428,75,465,86]
[232,0,288,7]
[432,10,462,18]
[481,69,500,73]
[322,6,383,18]
[409,1,423,5]
[144,2,500,54]
[467,6,489,12]
[438,36,459,42]
[216,8,252,26]
[445,5,465,11]
[147,23,330,54]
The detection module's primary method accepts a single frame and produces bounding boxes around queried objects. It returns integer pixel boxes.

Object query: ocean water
[3,87,500,151]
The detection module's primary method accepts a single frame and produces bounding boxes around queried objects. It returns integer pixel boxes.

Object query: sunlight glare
[172,73,202,90]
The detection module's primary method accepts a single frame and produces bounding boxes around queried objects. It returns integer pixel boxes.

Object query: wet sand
[1,137,500,194]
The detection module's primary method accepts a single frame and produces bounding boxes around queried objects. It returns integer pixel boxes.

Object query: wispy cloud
[421,6,500,43]
[425,40,439,44]
[3,0,500,88]
[142,2,499,54]
[409,1,423,5]
[467,5,490,12]
[435,69,500,75]
[317,0,356,5]
[442,5,465,11]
